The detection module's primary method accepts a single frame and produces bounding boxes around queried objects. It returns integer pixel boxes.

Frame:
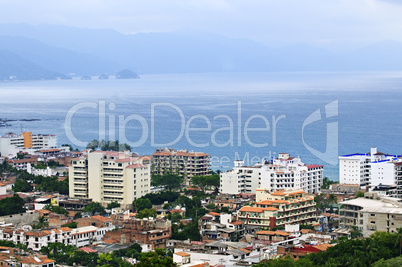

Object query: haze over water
[1,71,402,180]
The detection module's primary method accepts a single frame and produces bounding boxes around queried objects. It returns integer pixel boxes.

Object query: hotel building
[237,188,317,228]
[339,147,402,197]
[69,150,151,208]
[0,132,57,157]
[220,153,323,195]
[152,148,210,178]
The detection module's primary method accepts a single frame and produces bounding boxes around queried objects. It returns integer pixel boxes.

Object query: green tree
[373,255,402,267]
[44,204,69,216]
[137,249,176,267]
[63,222,77,228]
[394,228,402,255]
[97,253,113,266]
[83,202,106,215]
[13,179,31,192]
[356,191,365,198]
[74,211,82,219]
[0,193,26,216]
[86,139,99,150]
[136,208,157,219]
[152,173,184,191]
[321,177,338,190]
[134,198,152,212]
[191,174,220,193]
[107,201,120,209]
[32,216,49,229]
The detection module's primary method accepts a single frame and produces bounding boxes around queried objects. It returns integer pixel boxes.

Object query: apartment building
[339,192,402,237]
[152,148,210,178]
[0,227,73,251]
[237,188,317,228]
[0,132,57,158]
[220,153,323,195]
[69,150,151,208]
[339,147,402,197]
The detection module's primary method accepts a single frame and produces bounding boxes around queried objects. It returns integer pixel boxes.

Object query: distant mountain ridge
[1,23,402,79]
[0,50,68,81]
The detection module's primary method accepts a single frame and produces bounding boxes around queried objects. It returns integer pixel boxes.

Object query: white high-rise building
[220,153,323,195]
[69,150,151,208]
[339,148,402,196]
[0,132,57,157]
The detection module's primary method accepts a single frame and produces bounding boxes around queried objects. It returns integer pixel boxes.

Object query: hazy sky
[1,0,402,50]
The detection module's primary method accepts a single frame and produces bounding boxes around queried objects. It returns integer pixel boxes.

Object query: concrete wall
[0,211,39,225]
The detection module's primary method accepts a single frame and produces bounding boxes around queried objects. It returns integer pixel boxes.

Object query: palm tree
[32,216,49,229]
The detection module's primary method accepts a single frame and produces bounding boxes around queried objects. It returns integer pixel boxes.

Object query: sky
[1,0,402,50]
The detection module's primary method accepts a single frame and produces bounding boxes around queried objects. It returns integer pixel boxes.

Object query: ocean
[1,71,402,180]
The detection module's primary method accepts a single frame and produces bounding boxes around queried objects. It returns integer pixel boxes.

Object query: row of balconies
[74,184,87,188]
[103,180,123,184]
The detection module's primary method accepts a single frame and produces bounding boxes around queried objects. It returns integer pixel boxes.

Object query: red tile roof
[307,164,324,169]
[79,247,97,253]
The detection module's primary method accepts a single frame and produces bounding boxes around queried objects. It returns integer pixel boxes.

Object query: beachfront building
[339,147,402,197]
[69,150,151,208]
[152,148,210,178]
[237,188,317,229]
[339,192,402,237]
[220,153,323,195]
[0,132,57,158]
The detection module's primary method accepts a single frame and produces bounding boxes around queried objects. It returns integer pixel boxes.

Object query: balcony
[103,180,123,185]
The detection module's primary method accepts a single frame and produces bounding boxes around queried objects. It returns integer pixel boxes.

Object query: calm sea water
[1,72,402,180]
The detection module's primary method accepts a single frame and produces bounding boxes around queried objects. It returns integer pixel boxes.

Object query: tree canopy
[152,173,184,191]
[0,194,26,216]
[190,174,220,193]
[86,139,132,152]
[135,198,152,212]
[83,202,106,215]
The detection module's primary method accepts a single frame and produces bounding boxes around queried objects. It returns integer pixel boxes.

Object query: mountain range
[1,23,402,80]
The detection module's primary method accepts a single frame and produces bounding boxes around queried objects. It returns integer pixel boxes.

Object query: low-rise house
[256,230,291,242]
[199,213,245,242]
[48,213,68,228]
[0,225,107,250]
[103,217,172,249]
[75,215,115,231]
[71,226,105,247]
[20,255,55,267]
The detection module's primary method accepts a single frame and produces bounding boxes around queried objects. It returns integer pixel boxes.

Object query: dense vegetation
[140,191,180,205]
[86,139,132,151]
[152,173,184,191]
[254,229,402,267]
[83,202,106,215]
[4,159,69,195]
[44,204,69,216]
[40,242,175,267]
[190,174,220,193]
[0,194,26,216]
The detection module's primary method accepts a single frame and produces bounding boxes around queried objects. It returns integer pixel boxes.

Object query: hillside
[0,50,68,81]
[2,24,402,75]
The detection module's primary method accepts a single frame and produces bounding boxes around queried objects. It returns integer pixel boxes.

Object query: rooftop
[340,197,402,214]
